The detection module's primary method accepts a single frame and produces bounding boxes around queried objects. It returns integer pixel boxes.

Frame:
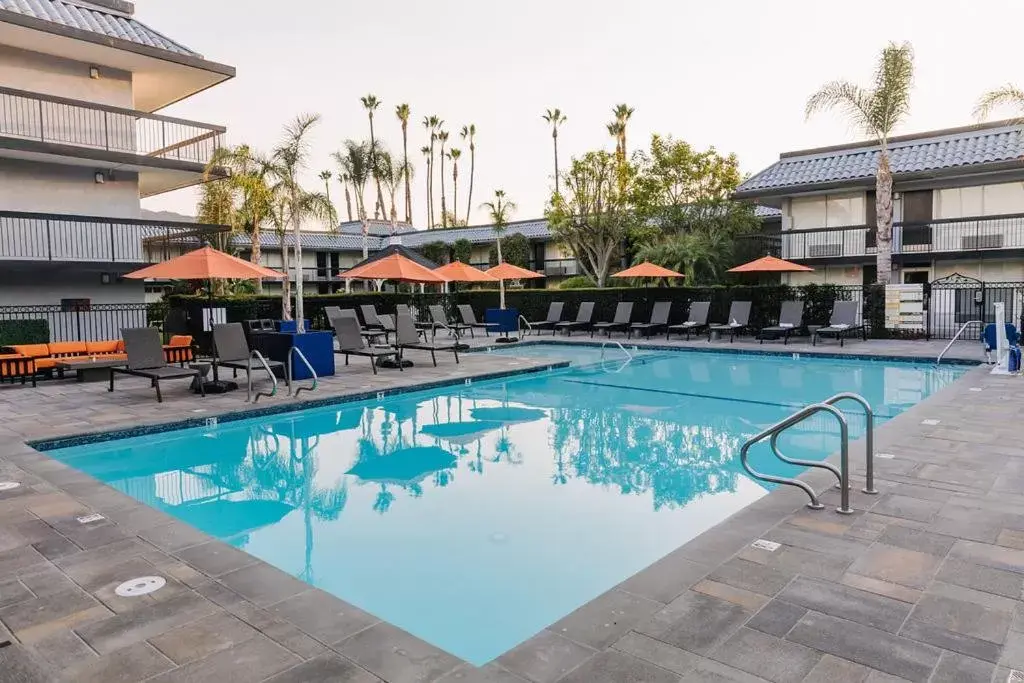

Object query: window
[935,182,1024,218]
[789,193,865,229]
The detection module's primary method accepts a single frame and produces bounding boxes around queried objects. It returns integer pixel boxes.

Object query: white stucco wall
[933,258,1024,282]
[0,45,133,107]
[0,159,140,217]
[786,265,863,286]
[0,275,145,306]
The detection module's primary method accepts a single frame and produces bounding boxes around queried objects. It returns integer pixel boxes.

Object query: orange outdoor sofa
[0,335,194,386]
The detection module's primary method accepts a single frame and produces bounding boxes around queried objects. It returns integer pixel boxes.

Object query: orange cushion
[34,358,56,370]
[10,344,50,358]
[48,342,87,357]
[85,341,119,355]
[166,335,193,348]
[116,340,125,353]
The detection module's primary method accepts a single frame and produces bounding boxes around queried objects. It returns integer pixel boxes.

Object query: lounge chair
[457,304,491,337]
[327,307,387,344]
[213,323,288,399]
[110,327,204,403]
[708,301,752,343]
[359,304,385,330]
[813,301,866,347]
[591,302,634,338]
[525,302,565,335]
[759,301,805,345]
[429,304,471,339]
[555,302,595,336]
[395,311,459,366]
[667,302,710,340]
[628,301,672,339]
[331,316,402,374]
[396,303,434,334]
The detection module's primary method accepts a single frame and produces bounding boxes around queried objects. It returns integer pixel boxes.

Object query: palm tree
[480,189,517,308]
[612,103,634,158]
[395,103,412,223]
[272,114,337,331]
[974,84,1024,121]
[360,94,386,219]
[460,124,477,223]
[448,148,462,225]
[333,139,372,258]
[427,116,442,226]
[437,129,450,227]
[420,145,431,227]
[339,172,353,221]
[805,41,915,285]
[606,121,624,159]
[376,148,410,235]
[319,170,332,201]
[422,117,434,227]
[541,109,566,194]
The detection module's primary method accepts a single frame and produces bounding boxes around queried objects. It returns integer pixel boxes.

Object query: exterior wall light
[89,66,100,79]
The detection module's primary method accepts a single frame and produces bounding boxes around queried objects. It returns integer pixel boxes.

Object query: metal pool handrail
[247,349,278,403]
[288,347,318,398]
[599,340,633,362]
[740,402,852,514]
[937,320,982,366]
[518,315,532,336]
[823,392,877,494]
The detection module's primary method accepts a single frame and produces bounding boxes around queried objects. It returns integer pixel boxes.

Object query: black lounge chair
[708,301,752,342]
[327,307,387,345]
[525,302,564,335]
[395,311,460,366]
[213,323,288,400]
[110,327,204,403]
[457,304,490,337]
[667,302,710,340]
[555,302,595,336]
[628,301,671,339]
[759,301,805,345]
[331,316,402,374]
[429,305,471,339]
[591,302,634,338]
[359,304,385,330]
[813,301,866,347]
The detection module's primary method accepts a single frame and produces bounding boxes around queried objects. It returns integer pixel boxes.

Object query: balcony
[0,210,228,265]
[0,87,226,196]
[541,259,581,277]
[773,214,1024,262]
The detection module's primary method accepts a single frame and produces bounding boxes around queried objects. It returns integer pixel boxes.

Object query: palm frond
[805,80,875,134]
[870,42,914,139]
[974,84,1024,121]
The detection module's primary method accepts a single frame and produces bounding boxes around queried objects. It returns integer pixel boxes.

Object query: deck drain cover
[751,539,780,552]
[115,576,165,597]
[0,482,20,491]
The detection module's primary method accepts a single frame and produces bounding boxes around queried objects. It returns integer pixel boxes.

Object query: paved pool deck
[0,338,1020,682]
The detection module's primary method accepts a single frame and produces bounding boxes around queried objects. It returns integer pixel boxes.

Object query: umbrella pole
[208,278,219,382]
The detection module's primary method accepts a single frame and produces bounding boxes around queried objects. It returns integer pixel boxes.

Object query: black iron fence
[926,275,1024,340]
[0,302,167,345]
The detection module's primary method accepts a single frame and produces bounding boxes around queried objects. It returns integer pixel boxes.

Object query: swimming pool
[43,345,969,665]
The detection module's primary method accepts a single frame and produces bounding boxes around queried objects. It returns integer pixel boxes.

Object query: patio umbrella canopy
[612,262,685,279]
[342,253,447,284]
[486,262,544,281]
[124,245,285,281]
[728,255,815,273]
[434,261,498,283]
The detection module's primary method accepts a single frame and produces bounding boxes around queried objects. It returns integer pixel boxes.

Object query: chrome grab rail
[247,350,278,403]
[937,320,983,365]
[600,340,633,362]
[518,315,532,336]
[823,392,877,494]
[288,347,318,398]
[740,403,852,514]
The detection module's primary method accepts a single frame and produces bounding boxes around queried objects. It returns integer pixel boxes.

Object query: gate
[926,273,1024,339]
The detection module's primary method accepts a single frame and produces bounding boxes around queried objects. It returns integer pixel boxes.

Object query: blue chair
[982,322,1020,351]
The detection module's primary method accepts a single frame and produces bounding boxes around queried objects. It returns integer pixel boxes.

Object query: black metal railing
[542,258,580,277]
[0,86,225,165]
[0,302,164,344]
[0,210,229,263]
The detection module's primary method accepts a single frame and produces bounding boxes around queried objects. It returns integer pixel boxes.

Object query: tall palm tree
[806,41,915,285]
[273,114,337,331]
[395,103,412,223]
[422,117,434,227]
[333,139,372,257]
[448,148,462,225]
[427,116,442,226]
[437,129,450,227]
[974,84,1024,121]
[612,103,634,158]
[480,189,517,308]
[606,121,624,159]
[541,109,566,194]
[420,145,431,227]
[360,94,386,219]
[318,170,334,229]
[460,124,477,223]
[339,172,353,221]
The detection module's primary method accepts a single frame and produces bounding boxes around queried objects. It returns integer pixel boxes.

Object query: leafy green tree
[805,42,914,285]
[418,240,449,265]
[488,232,530,268]
[546,151,637,287]
[452,238,472,264]
[558,275,596,289]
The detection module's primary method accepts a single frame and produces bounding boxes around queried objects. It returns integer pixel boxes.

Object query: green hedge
[0,319,49,346]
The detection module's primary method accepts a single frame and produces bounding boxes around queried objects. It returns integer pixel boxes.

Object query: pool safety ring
[0,482,20,491]
[115,576,166,597]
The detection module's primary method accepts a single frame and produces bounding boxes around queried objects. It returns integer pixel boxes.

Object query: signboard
[885,284,925,332]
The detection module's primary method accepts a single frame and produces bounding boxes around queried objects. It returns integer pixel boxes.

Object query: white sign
[751,539,781,552]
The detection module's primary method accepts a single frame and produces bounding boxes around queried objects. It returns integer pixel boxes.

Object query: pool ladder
[936,320,983,366]
[287,347,318,398]
[247,350,279,404]
[599,340,633,362]
[740,393,876,514]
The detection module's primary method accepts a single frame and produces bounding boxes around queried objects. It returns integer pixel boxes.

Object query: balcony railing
[0,86,225,165]
[0,210,228,263]
[772,213,1024,261]
[542,258,581,277]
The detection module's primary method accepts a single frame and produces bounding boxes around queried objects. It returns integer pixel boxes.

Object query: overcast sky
[138,0,1024,226]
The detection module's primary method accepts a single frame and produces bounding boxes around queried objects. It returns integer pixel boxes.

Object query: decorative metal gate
[926,273,1024,339]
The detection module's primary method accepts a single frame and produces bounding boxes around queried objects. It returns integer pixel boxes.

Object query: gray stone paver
[0,339,1019,681]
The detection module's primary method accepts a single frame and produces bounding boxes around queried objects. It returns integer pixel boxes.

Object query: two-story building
[735,120,1024,287]
[0,0,233,306]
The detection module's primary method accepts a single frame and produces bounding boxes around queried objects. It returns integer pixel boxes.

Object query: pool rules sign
[885,284,925,332]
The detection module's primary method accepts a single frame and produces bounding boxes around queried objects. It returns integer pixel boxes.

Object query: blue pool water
[45,346,968,664]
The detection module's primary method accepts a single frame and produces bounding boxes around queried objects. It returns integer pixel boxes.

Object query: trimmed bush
[559,275,596,289]
[0,319,50,346]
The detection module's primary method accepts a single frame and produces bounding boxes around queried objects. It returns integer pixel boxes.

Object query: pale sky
[138,0,1024,226]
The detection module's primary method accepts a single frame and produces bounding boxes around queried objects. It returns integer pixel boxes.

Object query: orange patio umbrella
[342,253,447,284]
[486,262,545,309]
[612,262,685,280]
[728,255,814,273]
[433,261,498,283]
[124,245,284,281]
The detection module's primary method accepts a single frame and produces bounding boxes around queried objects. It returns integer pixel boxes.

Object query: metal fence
[0,303,163,343]
[926,275,1024,340]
